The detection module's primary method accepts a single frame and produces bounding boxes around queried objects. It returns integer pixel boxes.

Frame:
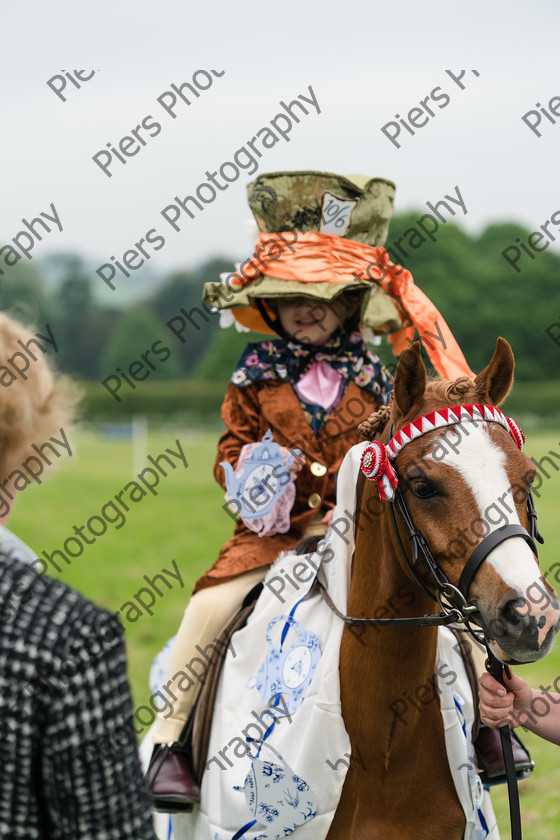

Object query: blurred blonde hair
[0,313,80,478]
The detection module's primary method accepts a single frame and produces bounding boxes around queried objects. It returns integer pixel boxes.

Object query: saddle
[189,581,264,780]
[146,582,263,813]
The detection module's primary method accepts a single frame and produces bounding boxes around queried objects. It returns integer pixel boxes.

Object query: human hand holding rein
[479,670,560,746]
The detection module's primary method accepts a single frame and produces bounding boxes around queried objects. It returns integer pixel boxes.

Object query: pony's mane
[359,375,480,441]
[419,375,477,414]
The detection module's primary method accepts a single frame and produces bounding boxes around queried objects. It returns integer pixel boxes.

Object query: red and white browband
[360,404,525,502]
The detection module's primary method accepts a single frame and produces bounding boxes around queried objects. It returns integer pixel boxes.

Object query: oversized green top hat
[203,170,409,335]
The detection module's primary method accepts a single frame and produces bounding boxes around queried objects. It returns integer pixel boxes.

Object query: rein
[486,655,522,840]
[318,403,542,840]
[317,581,458,627]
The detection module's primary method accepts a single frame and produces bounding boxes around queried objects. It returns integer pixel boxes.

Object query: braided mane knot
[446,377,473,398]
[358,405,391,440]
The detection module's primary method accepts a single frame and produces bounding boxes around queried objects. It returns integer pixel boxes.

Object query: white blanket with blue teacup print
[163,442,499,840]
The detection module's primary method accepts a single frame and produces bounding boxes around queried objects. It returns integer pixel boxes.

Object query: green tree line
[1,215,558,389]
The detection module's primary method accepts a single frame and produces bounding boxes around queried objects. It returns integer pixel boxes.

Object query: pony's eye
[409,479,438,499]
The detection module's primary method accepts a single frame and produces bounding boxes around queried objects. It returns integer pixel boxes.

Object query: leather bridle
[318,404,543,840]
[387,472,543,636]
[321,405,543,633]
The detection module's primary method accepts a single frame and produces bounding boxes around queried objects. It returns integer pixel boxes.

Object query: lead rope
[485,649,522,840]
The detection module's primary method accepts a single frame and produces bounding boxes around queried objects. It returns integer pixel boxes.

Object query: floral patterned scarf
[230,331,393,432]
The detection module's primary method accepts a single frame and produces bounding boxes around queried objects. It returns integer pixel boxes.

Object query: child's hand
[322,509,334,526]
[279,446,305,477]
[479,670,532,729]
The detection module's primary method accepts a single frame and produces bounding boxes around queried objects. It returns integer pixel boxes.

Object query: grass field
[9,424,560,839]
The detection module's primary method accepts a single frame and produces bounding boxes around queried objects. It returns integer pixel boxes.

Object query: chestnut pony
[327,338,560,840]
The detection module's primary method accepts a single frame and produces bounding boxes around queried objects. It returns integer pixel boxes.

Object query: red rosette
[360,442,398,501]
[360,442,386,481]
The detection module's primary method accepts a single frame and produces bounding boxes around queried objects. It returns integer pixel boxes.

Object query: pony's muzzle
[486,589,560,662]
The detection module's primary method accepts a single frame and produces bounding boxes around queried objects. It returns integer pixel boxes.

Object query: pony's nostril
[500,598,528,629]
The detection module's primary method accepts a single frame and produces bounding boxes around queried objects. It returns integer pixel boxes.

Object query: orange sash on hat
[231,231,474,380]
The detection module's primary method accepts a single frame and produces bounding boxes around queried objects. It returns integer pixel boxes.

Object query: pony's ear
[474,337,514,406]
[393,342,427,420]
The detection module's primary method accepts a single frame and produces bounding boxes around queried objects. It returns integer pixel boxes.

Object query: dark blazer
[0,541,156,839]
[195,378,380,591]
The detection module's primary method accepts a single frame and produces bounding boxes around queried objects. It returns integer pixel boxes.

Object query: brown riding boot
[146,743,200,813]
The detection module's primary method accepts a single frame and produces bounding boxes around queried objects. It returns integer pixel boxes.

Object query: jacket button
[310,461,327,477]
[307,493,322,509]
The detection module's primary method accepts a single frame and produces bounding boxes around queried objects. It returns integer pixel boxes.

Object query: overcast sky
[2,0,559,288]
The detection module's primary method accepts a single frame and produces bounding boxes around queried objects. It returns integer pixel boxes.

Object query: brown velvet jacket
[194,379,381,591]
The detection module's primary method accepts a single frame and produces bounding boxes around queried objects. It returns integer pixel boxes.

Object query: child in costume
[149,170,472,810]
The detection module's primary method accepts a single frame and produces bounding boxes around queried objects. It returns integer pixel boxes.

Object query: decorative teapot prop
[220,430,300,521]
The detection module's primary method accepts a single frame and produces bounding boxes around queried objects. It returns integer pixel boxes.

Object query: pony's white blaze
[429,423,540,595]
